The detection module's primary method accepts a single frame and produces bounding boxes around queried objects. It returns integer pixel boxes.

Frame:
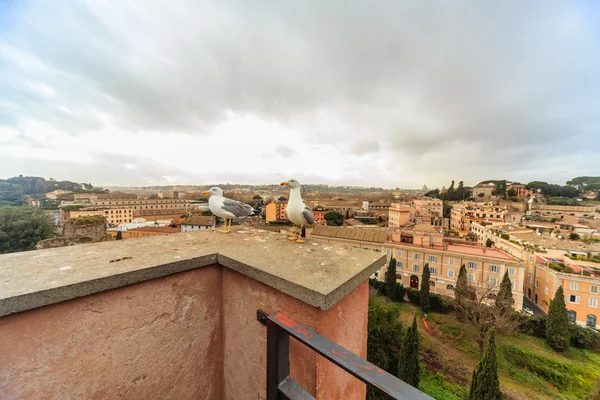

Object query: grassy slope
[384,299,600,400]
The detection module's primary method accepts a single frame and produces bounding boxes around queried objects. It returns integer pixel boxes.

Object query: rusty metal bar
[260,310,434,400]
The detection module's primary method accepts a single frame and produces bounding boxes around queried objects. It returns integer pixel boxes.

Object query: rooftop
[0,228,386,317]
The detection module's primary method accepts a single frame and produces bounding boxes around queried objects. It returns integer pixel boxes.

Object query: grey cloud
[274,145,297,158]
[1,0,600,186]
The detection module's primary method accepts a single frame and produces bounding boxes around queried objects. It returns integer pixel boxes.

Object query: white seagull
[280,179,315,242]
[202,187,255,233]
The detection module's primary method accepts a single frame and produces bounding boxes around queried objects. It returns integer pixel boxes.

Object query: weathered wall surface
[0,266,223,400]
[221,268,368,400]
[63,220,107,242]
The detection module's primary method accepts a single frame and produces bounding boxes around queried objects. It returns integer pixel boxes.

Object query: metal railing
[257,310,434,400]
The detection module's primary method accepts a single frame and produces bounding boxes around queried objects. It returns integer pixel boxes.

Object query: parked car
[523,306,534,316]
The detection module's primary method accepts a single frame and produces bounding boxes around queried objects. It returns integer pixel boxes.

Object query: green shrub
[520,315,600,351]
[520,316,547,338]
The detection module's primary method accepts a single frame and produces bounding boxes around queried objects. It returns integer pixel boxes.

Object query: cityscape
[2,1,600,400]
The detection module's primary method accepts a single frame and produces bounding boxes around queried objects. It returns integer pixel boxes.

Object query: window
[468,274,475,282]
[535,280,539,288]
[545,274,550,283]
[536,270,540,277]
[490,277,498,286]
[544,287,549,295]
[490,265,499,273]
[413,253,419,260]
[568,295,580,304]
[527,276,532,284]
[429,255,437,263]
[591,285,599,294]
[412,264,419,272]
[587,314,597,328]
[570,282,579,291]
[508,267,516,276]
[468,261,477,269]
[430,267,437,275]
[397,250,402,257]
[386,249,391,255]
[511,281,516,290]
[589,298,598,308]
[568,310,577,323]
[448,258,455,266]
[429,281,435,287]
[446,285,454,291]
[397,261,403,269]
[448,270,455,279]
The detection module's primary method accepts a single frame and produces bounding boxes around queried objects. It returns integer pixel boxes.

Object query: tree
[546,286,570,352]
[447,180,455,201]
[454,265,520,350]
[443,202,452,219]
[345,209,350,219]
[367,298,404,400]
[486,238,494,248]
[455,264,469,305]
[420,263,431,312]
[468,327,501,400]
[115,231,123,240]
[477,193,485,198]
[0,207,56,254]
[324,211,345,226]
[278,196,287,201]
[456,181,466,201]
[507,188,518,197]
[202,210,213,216]
[570,232,580,240]
[252,195,262,200]
[398,316,420,388]
[385,257,398,301]
[495,271,513,313]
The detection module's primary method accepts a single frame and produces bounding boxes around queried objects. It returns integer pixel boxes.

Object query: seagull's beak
[202,191,210,195]
[280,182,288,186]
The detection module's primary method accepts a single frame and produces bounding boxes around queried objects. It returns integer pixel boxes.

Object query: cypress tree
[455,264,468,302]
[546,286,570,352]
[385,257,397,301]
[495,271,513,313]
[398,316,420,388]
[420,263,431,312]
[116,231,123,240]
[469,327,501,400]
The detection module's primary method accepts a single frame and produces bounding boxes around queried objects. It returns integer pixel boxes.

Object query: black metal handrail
[257,310,434,400]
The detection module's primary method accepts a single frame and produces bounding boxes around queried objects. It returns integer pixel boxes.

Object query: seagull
[280,179,315,243]
[202,187,255,233]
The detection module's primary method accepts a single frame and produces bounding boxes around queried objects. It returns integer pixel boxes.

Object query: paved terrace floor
[0,227,386,317]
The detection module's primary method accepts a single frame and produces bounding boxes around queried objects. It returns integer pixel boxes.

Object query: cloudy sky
[1,1,599,189]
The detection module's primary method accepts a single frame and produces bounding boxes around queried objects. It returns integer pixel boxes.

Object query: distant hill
[0,176,102,207]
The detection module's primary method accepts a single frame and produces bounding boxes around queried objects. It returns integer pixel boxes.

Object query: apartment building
[309,224,525,309]
[507,184,534,198]
[265,201,287,223]
[411,198,443,216]
[471,183,496,199]
[531,204,597,219]
[524,257,599,329]
[92,198,191,211]
[388,203,416,227]
[61,208,133,225]
[450,202,507,233]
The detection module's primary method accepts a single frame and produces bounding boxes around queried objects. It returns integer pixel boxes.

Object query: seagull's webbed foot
[287,225,299,240]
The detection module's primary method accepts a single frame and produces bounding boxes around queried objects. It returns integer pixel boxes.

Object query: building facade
[265,201,287,223]
[388,203,416,227]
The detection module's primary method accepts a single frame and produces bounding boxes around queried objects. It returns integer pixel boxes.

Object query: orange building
[388,203,416,227]
[524,256,599,329]
[265,201,287,223]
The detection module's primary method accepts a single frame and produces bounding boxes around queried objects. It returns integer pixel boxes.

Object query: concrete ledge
[0,228,385,316]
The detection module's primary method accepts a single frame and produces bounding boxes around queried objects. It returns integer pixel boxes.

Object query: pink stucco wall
[0,266,223,400]
[1,266,369,400]
[221,268,368,400]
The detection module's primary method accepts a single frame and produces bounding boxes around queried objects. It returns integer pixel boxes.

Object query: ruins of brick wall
[36,217,110,249]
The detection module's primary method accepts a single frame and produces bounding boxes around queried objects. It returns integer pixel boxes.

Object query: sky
[0,0,599,189]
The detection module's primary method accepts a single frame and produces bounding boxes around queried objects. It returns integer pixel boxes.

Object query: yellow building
[388,203,416,227]
[62,208,133,225]
[524,256,599,329]
[92,198,191,211]
[309,225,525,310]
[265,201,287,223]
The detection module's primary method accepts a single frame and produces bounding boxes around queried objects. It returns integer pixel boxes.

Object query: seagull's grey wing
[222,198,254,217]
[302,205,315,224]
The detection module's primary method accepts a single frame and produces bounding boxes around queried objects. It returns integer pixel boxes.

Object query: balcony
[0,228,431,399]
